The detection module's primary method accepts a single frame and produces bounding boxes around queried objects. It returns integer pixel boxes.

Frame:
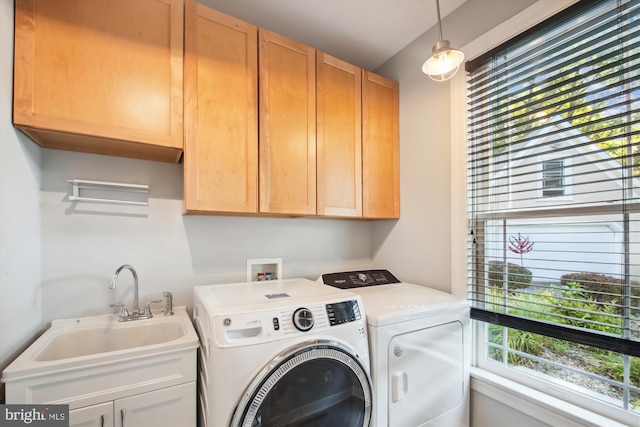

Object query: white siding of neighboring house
[497,218,623,283]
[482,118,640,284]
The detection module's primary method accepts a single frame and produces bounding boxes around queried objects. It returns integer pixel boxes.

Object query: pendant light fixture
[422,0,464,81]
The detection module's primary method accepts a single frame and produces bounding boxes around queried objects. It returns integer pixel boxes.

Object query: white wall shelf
[68,179,150,206]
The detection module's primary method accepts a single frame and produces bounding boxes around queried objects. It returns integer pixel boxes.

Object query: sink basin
[34,319,186,361]
[1,306,199,407]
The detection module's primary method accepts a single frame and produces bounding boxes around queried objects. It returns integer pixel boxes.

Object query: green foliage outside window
[486,282,640,407]
[487,260,533,291]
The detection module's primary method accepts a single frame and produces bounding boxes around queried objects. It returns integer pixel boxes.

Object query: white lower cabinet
[70,382,196,427]
[114,383,196,427]
[69,402,114,427]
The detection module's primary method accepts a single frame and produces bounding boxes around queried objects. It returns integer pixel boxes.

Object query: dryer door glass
[232,342,372,427]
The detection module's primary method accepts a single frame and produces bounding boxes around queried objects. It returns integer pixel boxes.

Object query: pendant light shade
[422,0,464,81]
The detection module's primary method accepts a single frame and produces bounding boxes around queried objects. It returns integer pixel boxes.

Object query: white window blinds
[467,0,640,357]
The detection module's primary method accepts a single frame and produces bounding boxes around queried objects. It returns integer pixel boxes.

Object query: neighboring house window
[542,159,564,197]
[466,0,639,424]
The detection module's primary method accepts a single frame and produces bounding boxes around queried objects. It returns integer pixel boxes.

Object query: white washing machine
[193,278,373,427]
[320,270,470,427]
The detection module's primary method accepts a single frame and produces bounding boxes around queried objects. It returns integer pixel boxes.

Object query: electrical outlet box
[246,258,282,282]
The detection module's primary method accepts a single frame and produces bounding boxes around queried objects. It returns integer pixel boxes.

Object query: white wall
[372,0,538,293]
[39,148,374,323]
[471,391,552,427]
[0,0,43,401]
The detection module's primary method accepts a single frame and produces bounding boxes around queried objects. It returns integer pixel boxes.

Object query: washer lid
[194,278,354,314]
[343,282,468,327]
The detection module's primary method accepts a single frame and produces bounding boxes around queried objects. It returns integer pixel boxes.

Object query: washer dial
[292,307,314,331]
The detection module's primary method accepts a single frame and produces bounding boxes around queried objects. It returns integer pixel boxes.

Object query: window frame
[454,0,640,424]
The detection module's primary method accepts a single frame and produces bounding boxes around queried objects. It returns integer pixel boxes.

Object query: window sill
[470,367,635,427]
[536,195,573,202]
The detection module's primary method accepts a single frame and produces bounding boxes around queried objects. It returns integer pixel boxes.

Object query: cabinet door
[114,382,196,427]
[13,0,184,163]
[183,1,258,213]
[69,402,114,427]
[316,52,363,217]
[362,71,400,219]
[259,29,316,215]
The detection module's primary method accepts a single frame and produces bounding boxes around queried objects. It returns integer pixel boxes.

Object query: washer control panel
[211,298,364,345]
[326,300,361,326]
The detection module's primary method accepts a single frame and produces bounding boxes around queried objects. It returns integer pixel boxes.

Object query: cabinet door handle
[100,414,105,427]
[121,408,126,427]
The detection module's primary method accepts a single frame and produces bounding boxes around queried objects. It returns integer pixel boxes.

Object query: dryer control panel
[321,269,401,289]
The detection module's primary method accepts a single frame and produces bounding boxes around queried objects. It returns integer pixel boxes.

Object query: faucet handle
[110,303,129,317]
[162,292,174,316]
[144,300,163,317]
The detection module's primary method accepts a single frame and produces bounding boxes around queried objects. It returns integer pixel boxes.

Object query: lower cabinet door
[69,402,114,427]
[114,382,196,427]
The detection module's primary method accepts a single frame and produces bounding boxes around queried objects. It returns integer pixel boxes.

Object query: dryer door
[231,340,372,427]
[388,320,465,426]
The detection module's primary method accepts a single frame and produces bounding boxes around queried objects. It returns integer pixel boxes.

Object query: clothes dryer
[193,278,373,427]
[320,270,470,427]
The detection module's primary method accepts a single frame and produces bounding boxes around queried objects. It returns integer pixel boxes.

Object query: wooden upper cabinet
[362,71,400,219]
[259,29,316,216]
[316,52,362,217]
[13,0,184,163]
[183,1,258,214]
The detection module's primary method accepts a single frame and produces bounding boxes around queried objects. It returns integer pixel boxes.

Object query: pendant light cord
[436,0,443,41]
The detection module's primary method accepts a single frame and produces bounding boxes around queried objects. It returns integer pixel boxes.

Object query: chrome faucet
[110,264,141,315]
[109,265,164,321]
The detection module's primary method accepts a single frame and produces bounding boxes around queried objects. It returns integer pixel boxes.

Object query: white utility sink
[34,318,186,361]
[2,306,198,409]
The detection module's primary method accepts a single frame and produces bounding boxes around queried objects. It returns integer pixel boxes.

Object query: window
[466,0,640,422]
[542,159,565,197]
